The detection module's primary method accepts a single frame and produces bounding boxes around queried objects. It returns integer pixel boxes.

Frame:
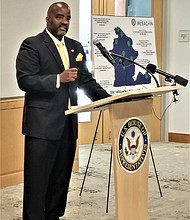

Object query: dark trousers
[23,116,76,220]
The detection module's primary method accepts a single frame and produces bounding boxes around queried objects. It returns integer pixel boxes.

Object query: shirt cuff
[56,74,60,88]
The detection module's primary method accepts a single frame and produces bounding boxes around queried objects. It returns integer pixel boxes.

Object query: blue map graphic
[110,27,151,87]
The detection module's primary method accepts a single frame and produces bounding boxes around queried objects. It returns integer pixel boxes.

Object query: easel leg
[106,146,113,213]
[149,145,163,197]
[79,110,113,213]
[79,110,103,196]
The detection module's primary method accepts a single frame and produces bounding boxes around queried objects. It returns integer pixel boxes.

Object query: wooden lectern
[65,85,181,220]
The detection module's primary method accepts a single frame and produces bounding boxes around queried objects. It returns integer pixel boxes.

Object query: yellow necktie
[57,41,69,69]
[57,41,71,109]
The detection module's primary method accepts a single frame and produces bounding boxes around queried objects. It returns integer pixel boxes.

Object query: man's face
[46,3,71,39]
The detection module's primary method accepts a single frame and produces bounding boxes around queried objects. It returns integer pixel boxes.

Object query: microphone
[146,63,188,87]
[93,39,115,66]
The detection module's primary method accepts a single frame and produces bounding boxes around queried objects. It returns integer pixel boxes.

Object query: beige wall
[1,0,79,99]
[163,0,190,137]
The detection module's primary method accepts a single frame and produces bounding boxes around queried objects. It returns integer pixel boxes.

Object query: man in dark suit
[16,2,110,220]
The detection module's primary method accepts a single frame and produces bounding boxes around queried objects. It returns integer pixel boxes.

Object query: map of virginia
[110,27,151,87]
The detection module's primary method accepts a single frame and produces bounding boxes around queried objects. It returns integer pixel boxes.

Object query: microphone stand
[110,52,160,88]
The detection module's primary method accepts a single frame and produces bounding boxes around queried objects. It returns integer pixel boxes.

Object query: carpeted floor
[1,142,190,220]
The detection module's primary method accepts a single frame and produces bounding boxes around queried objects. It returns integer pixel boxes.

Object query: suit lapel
[42,30,64,71]
[64,37,76,68]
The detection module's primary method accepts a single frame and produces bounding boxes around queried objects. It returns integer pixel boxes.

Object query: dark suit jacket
[16,30,110,140]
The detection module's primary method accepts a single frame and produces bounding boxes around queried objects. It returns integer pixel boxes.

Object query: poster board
[92,16,159,95]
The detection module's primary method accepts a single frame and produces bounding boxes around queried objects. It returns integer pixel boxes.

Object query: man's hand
[60,68,78,83]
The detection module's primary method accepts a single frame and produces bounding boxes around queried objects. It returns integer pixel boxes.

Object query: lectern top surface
[65,85,181,115]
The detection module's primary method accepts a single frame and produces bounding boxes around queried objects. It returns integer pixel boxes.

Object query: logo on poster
[131,18,153,26]
[131,18,136,26]
[118,118,149,173]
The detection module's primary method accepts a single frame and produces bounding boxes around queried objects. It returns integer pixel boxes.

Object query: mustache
[58,24,68,28]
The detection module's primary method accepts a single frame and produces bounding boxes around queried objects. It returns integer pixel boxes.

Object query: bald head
[46,2,71,40]
[47,2,70,16]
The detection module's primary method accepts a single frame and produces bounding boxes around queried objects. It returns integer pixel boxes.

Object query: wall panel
[0,98,79,188]
[0,99,24,188]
